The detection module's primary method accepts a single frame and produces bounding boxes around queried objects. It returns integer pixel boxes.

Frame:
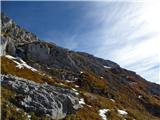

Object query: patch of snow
[103,66,111,69]
[27,114,31,120]
[75,85,79,88]
[5,55,37,72]
[71,88,79,95]
[27,115,31,118]
[74,77,78,80]
[16,58,37,71]
[24,112,27,115]
[117,109,128,115]
[99,109,110,120]
[138,95,142,99]
[100,77,104,79]
[42,73,46,76]
[48,76,52,79]
[59,83,65,86]
[110,99,115,102]
[87,105,92,108]
[80,71,83,74]
[65,80,75,83]
[5,55,16,59]
[72,88,77,91]
[75,92,79,95]
[79,98,85,105]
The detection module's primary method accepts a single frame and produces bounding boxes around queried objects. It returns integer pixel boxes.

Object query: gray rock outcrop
[1,74,82,119]
[1,12,39,45]
[16,41,120,76]
[1,36,16,56]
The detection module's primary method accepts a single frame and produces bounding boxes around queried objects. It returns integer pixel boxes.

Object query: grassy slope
[1,56,160,120]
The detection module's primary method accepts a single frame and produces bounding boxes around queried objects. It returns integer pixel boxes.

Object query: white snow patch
[103,66,111,69]
[110,99,115,102]
[99,109,110,120]
[5,55,37,72]
[27,114,31,120]
[16,108,20,111]
[75,92,79,95]
[42,73,46,76]
[71,88,79,95]
[80,71,84,74]
[138,95,142,99]
[87,105,92,108]
[72,88,77,91]
[5,55,16,59]
[59,83,65,86]
[24,112,27,115]
[75,85,79,88]
[27,114,31,118]
[79,98,85,105]
[15,58,37,71]
[117,109,128,115]
[48,76,52,79]
[65,80,75,83]
[100,77,104,79]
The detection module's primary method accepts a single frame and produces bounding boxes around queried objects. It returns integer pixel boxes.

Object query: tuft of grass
[64,106,101,120]
[78,72,107,91]
[1,86,28,120]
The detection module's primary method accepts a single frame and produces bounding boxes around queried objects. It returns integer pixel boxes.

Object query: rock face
[16,41,120,76]
[1,12,39,44]
[1,75,81,119]
[0,36,16,56]
[0,36,8,55]
[1,12,38,56]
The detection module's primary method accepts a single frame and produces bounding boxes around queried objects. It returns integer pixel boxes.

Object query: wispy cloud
[44,1,160,84]
[84,2,160,84]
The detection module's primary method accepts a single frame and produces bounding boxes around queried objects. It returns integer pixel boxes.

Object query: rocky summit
[1,12,160,120]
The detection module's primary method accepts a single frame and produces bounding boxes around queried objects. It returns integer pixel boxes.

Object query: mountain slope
[1,12,160,120]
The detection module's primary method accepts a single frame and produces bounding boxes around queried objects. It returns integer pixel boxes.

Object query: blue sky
[2,1,160,84]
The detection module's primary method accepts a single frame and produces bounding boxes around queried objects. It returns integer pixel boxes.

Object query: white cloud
[76,2,160,84]
[43,1,160,84]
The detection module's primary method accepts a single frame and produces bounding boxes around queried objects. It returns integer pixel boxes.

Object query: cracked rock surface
[1,74,81,119]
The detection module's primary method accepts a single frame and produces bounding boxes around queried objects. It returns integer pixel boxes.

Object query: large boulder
[1,75,82,119]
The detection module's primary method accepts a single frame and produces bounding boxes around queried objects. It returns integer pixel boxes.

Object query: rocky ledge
[1,75,82,119]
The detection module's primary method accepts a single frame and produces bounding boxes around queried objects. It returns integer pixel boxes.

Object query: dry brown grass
[1,56,60,84]
[78,72,107,91]
[1,56,160,120]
